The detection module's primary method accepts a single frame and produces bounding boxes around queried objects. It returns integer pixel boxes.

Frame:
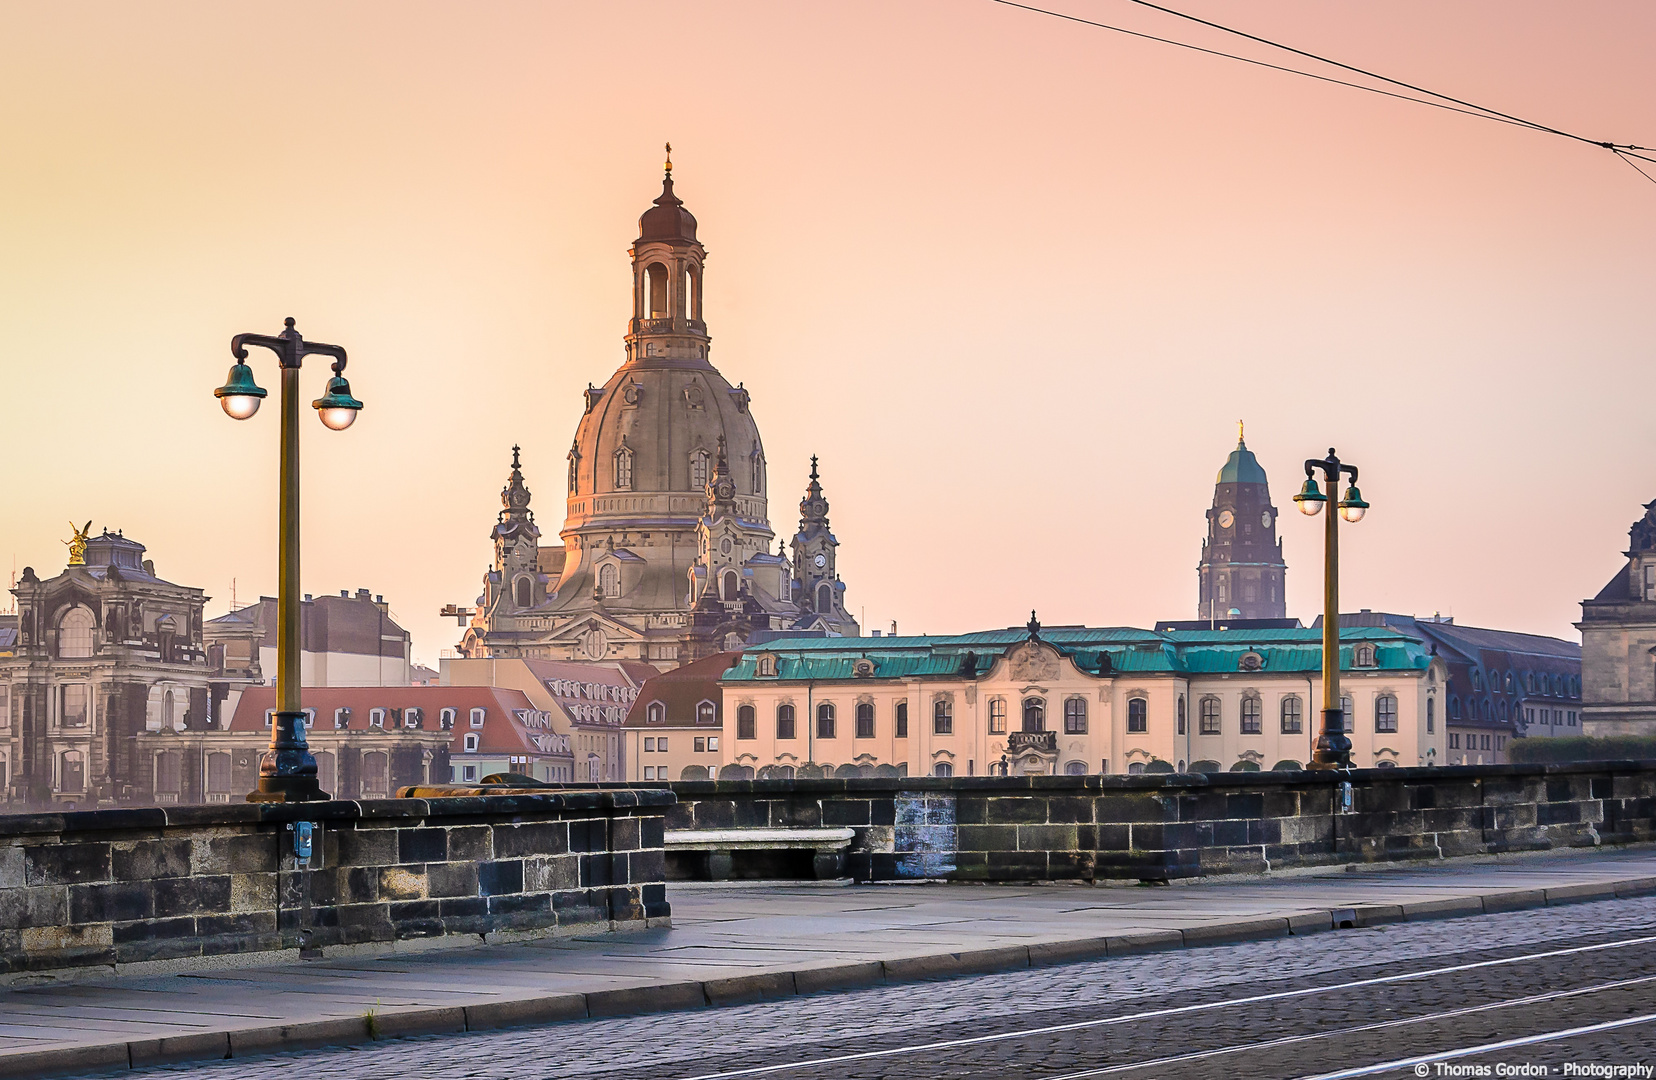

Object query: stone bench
[666,827,855,881]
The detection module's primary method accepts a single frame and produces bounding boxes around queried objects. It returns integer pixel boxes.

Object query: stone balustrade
[0,790,671,979]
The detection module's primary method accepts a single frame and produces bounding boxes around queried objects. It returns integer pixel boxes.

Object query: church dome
[1217,436,1268,485]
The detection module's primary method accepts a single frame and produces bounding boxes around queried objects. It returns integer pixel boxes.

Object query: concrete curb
[5,875,1656,1080]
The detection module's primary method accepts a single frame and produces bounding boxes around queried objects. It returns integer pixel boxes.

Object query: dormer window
[334,707,351,730]
[439,708,456,730]
[470,708,486,729]
[647,701,665,724]
[1354,644,1376,668]
[369,708,385,729]
[405,708,422,729]
[600,563,620,598]
[757,654,779,677]
[463,733,479,753]
[696,700,717,725]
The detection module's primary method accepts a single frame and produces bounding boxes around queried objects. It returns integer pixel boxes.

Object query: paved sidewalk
[4,847,1656,1079]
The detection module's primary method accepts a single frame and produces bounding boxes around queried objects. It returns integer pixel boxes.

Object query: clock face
[813,553,827,568]
[1217,510,1234,529]
[1261,511,1273,528]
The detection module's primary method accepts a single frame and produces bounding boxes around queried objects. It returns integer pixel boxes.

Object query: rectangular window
[1646,563,1655,600]
[1199,697,1220,735]
[0,684,9,729]
[988,699,1006,734]
[1450,733,1459,749]
[1497,735,1506,750]
[1482,734,1491,750]
[1177,697,1186,735]
[1426,698,1435,734]
[1071,698,1093,734]
[369,708,385,728]
[60,684,89,727]
[1375,695,1398,734]
[1281,697,1303,735]
[1119,699,1145,735]
[462,765,478,782]
[817,704,836,739]
[895,701,908,739]
[856,703,875,739]
[694,737,706,753]
[644,766,655,780]
[1569,711,1577,726]
[777,704,796,740]
[933,699,952,735]
[658,737,668,752]
[644,737,655,752]
[1240,697,1262,735]
[470,708,486,729]
[708,737,719,752]
[737,705,756,740]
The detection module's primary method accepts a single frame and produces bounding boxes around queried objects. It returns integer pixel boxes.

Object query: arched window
[59,750,85,793]
[57,607,96,659]
[646,262,668,317]
[1123,698,1144,734]
[1450,696,1461,719]
[757,654,778,677]
[932,762,953,777]
[361,752,389,797]
[1498,700,1509,722]
[697,700,716,725]
[988,698,1007,734]
[737,705,756,740]
[1354,644,1375,667]
[776,703,796,739]
[1281,696,1303,734]
[439,708,455,730]
[1426,696,1435,733]
[856,702,875,738]
[515,577,533,608]
[691,449,711,491]
[1199,696,1221,735]
[1065,761,1088,775]
[751,449,764,495]
[647,701,665,724]
[163,690,178,731]
[614,446,633,490]
[1240,696,1262,735]
[569,449,580,495]
[816,583,832,612]
[600,564,620,598]
[1375,694,1398,732]
[1069,698,1093,734]
[1126,762,1146,775]
[895,701,908,738]
[933,698,953,734]
[722,570,740,601]
[463,733,479,753]
[1177,696,1187,735]
[1472,669,1484,691]
[1021,698,1045,733]
[1504,672,1516,694]
[817,702,836,739]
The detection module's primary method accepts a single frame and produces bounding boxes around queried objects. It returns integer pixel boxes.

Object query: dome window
[646,262,669,318]
[614,442,634,490]
[600,564,620,598]
[691,449,711,491]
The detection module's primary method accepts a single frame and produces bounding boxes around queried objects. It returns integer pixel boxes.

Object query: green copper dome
[1217,436,1269,485]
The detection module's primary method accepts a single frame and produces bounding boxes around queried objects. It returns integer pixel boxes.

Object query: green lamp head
[1338,484,1369,523]
[214,362,267,420]
[313,375,363,431]
[1292,476,1326,516]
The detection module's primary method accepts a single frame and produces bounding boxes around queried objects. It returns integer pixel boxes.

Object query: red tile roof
[624,652,742,729]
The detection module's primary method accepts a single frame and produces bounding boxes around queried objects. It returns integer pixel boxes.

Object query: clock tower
[792,457,858,636]
[1197,424,1287,622]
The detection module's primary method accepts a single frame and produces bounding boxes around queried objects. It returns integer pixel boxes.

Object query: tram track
[680,930,1656,1080]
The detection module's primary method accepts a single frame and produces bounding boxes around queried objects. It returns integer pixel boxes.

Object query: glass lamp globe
[318,406,358,431]
[1338,484,1369,522]
[313,375,363,431]
[221,394,262,420]
[214,361,267,420]
[1293,477,1326,516]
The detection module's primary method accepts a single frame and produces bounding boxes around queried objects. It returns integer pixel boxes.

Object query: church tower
[479,446,544,631]
[1197,424,1287,621]
[792,457,858,636]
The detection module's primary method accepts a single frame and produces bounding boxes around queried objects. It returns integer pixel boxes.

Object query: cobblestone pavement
[74,896,1656,1080]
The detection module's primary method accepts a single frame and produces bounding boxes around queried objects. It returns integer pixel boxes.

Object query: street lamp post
[215,318,362,802]
[1291,448,1370,771]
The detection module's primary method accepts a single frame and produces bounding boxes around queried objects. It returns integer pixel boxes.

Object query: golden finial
[64,521,92,567]
[1237,419,1245,446]
[664,142,673,174]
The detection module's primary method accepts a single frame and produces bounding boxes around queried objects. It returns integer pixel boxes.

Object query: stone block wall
[0,790,671,978]
[649,761,1656,882]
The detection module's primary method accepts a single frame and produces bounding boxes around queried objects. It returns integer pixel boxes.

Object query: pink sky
[1,1,1652,663]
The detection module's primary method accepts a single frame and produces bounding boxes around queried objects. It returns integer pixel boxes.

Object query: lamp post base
[246,776,328,803]
[245,710,329,802]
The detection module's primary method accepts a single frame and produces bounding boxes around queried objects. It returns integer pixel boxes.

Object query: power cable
[990,0,1655,172]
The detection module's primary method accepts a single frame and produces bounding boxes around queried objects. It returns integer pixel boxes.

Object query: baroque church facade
[1196,426,1288,622]
[457,157,859,666]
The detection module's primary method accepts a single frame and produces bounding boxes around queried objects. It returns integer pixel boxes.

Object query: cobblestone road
[79,896,1656,1080]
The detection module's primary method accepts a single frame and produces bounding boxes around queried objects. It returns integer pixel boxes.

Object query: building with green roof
[1197,424,1288,623]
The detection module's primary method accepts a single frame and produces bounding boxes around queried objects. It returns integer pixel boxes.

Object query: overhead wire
[988,0,1654,177]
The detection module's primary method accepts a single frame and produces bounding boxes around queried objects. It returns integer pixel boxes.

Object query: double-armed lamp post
[1291,448,1369,771]
[215,318,362,802]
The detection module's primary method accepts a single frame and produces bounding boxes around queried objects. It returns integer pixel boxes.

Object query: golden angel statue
[64,521,92,566]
